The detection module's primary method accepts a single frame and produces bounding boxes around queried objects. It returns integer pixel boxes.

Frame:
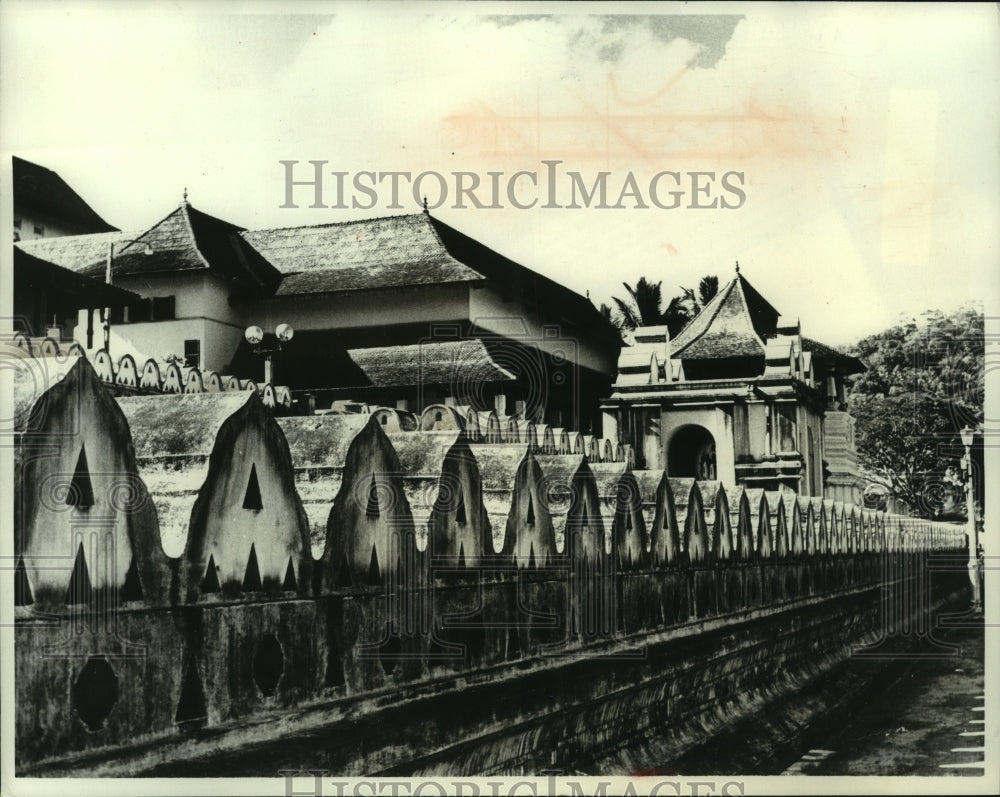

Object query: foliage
[609,275,719,338]
[698,275,719,307]
[847,306,984,519]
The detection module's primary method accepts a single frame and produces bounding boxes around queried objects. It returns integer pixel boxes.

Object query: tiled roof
[801,336,866,375]
[347,339,517,388]
[19,204,282,292]
[244,213,618,341]
[101,204,281,290]
[14,246,139,307]
[18,202,619,345]
[427,215,604,328]
[670,274,775,360]
[17,230,138,273]
[243,214,483,296]
[13,157,118,233]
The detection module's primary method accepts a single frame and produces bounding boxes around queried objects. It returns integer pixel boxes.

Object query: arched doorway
[668,425,717,480]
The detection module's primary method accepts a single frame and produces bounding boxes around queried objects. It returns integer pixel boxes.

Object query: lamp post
[245,323,294,385]
[103,239,153,354]
[960,425,982,616]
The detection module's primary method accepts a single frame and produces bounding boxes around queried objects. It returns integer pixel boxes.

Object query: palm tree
[698,275,719,306]
[612,278,664,331]
[610,275,718,338]
[662,288,699,338]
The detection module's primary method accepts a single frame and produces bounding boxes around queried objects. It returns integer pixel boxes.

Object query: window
[152,296,176,320]
[33,224,44,237]
[123,296,176,323]
[184,339,201,368]
[128,299,151,323]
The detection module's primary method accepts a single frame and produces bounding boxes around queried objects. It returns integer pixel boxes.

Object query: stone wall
[12,353,969,775]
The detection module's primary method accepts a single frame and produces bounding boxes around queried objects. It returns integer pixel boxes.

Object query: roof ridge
[736,273,781,322]
[671,276,737,351]
[420,213,490,281]
[730,275,764,343]
[186,202,248,233]
[347,338,492,353]
[242,211,424,236]
[111,205,181,253]
[13,156,119,232]
[428,214,599,307]
[177,203,213,271]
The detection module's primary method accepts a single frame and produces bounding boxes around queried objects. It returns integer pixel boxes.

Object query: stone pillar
[823,410,861,503]
[602,408,619,445]
[642,408,661,470]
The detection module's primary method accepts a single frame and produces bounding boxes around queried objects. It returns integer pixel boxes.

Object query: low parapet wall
[11,354,970,775]
[17,561,969,776]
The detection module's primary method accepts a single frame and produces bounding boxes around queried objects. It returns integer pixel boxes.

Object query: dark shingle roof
[243,213,619,343]
[18,204,281,293]
[14,246,139,307]
[801,336,866,375]
[243,214,483,296]
[13,156,118,233]
[15,201,618,347]
[95,204,281,290]
[347,339,517,388]
[670,274,772,359]
[16,230,136,272]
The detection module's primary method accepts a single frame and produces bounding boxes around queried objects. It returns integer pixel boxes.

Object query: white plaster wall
[468,285,616,375]
[258,283,471,332]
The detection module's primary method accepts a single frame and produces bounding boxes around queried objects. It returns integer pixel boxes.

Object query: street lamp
[245,323,294,385]
[960,425,982,616]
[102,239,153,354]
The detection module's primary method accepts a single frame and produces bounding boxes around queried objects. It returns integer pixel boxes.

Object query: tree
[698,275,719,306]
[663,287,701,338]
[609,276,718,338]
[612,277,664,331]
[847,306,984,519]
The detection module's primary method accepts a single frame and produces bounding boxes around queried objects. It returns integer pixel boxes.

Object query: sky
[2,1,998,347]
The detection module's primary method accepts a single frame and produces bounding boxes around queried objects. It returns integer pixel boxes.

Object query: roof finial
[422,195,428,214]
[182,186,188,204]
[735,259,740,274]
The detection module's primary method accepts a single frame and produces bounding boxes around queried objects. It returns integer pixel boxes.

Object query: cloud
[2,4,996,345]
[597,14,745,68]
